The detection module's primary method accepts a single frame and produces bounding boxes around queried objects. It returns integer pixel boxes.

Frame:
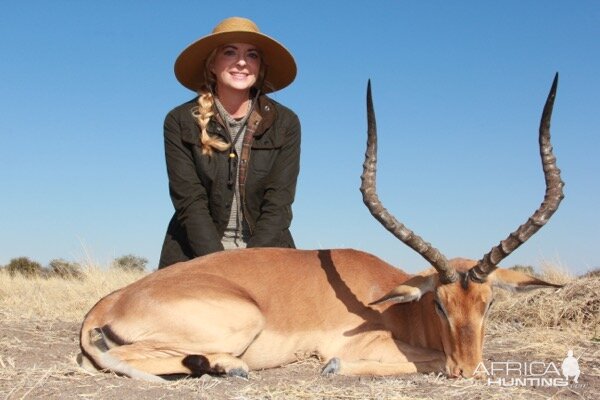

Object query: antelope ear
[489,268,564,292]
[370,275,436,305]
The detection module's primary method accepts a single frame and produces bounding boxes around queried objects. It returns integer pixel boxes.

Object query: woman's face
[211,43,261,94]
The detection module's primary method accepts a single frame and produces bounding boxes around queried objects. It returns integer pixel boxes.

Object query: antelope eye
[434,300,447,318]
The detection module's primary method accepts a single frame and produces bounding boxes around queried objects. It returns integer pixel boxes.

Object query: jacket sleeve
[247,113,301,247]
[164,112,224,256]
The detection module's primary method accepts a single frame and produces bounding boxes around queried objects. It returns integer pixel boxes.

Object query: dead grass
[0,262,145,322]
[489,265,599,336]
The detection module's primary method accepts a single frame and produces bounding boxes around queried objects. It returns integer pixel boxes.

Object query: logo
[561,350,580,383]
[475,350,583,387]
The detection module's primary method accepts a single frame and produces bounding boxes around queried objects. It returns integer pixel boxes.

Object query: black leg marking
[90,328,109,352]
[182,355,218,376]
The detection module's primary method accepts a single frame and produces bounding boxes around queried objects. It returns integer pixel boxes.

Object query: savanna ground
[0,263,598,399]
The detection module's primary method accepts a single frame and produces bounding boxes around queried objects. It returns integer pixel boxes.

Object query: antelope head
[362,75,564,378]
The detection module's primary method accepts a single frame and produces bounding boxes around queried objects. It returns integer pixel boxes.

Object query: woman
[158,17,300,269]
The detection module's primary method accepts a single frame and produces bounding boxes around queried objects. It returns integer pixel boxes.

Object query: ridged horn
[360,81,458,284]
[469,73,564,282]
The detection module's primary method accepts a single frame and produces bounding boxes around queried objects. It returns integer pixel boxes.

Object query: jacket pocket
[249,148,278,176]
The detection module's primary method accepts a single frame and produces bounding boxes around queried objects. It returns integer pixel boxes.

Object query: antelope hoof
[321,357,341,375]
[227,367,249,379]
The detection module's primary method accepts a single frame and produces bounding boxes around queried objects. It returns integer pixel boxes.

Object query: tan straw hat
[174,17,297,93]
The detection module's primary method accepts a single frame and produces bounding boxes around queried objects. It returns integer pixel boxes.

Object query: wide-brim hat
[174,17,297,93]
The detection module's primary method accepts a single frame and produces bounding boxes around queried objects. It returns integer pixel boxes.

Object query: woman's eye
[247,52,259,60]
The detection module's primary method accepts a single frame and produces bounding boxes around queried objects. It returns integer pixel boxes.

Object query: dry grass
[1,262,598,399]
[0,263,145,322]
[488,265,599,336]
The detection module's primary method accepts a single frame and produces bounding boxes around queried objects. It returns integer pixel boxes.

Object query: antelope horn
[360,81,458,284]
[469,73,564,282]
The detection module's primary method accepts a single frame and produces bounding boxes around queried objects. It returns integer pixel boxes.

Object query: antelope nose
[451,366,463,378]
[472,369,486,380]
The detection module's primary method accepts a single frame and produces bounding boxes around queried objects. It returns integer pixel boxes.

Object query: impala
[79,74,563,381]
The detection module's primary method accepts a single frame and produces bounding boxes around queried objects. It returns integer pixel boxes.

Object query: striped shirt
[215,100,252,249]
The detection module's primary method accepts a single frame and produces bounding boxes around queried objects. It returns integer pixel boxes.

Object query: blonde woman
[158,17,300,268]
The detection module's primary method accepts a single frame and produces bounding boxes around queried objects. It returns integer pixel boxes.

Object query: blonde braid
[193,86,230,156]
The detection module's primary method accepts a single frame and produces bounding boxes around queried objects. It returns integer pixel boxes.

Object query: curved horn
[360,81,458,284]
[469,73,564,282]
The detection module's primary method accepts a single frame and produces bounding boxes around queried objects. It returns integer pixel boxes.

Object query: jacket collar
[208,94,277,139]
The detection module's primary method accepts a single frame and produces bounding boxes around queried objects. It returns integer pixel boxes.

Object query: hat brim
[174,31,296,93]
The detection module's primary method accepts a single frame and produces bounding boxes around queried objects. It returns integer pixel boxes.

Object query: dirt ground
[1,313,598,400]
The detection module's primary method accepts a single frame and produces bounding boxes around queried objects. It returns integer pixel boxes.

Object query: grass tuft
[489,264,599,335]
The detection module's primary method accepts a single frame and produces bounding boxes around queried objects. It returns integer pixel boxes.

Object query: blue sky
[1,1,598,274]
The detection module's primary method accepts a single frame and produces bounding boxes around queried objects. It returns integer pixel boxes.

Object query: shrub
[581,268,600,279]
[6,257,43,278]
[48,258,83,280]
[111,254,148,272]
[509,264,536,276]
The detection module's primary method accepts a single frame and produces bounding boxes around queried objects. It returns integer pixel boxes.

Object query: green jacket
[158,94,301,268]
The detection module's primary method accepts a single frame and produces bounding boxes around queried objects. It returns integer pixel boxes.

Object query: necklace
[214,97,256,187]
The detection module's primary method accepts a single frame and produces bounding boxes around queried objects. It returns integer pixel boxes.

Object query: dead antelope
[79,74,564,381]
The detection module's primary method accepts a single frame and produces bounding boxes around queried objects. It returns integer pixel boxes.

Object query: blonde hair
[191,46,270,155]
[189,49,227,155]
[193,86,230,156]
